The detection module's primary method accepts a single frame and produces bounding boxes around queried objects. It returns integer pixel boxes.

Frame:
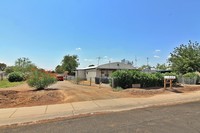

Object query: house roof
[76,62,135,70]
[76,66,97,70]
[97,62,135,70]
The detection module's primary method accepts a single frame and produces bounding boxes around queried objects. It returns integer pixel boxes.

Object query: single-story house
[75,62,136,82]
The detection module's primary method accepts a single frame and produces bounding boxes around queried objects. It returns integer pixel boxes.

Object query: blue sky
[0,0,200,70]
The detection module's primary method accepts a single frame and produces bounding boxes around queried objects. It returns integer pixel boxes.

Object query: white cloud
[104,56,108,59]
[155,49,161,52]
[75,48,82,51]
[154,55,160,58]
[84,59,93,62]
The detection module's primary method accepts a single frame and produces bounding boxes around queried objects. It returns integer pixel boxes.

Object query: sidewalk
[1,91,200,127]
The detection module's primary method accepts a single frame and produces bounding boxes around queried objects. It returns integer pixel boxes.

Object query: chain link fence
[177,76,198,85]
[70,77,112,87]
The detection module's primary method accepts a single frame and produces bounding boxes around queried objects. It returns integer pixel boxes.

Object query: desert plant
[8,72,25,82]
[27,70,57,90]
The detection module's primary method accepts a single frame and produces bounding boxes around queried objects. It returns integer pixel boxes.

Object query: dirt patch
[0,89,65,108]
[0,81,200,108]
[175,85,200,92]
[124,85,200,96]
[123,88,168,97]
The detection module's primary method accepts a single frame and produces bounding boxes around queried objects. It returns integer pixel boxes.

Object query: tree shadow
[166,88,183,93]
[140,87,163,90]
[30,88,60,92]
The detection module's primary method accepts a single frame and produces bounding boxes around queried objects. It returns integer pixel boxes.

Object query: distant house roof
[156,69,172,73]
[76,62,135,70]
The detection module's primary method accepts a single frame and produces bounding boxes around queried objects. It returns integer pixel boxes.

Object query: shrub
[8,72,25,82]
[181,72,199,84]
[27,70,57,90]
[111,70,178,89]
[183,72,198,78]
[111,70,133,89]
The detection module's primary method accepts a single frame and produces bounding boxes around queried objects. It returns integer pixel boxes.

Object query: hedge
[111,70,177,89]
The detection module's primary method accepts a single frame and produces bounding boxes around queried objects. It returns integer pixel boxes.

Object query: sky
[0,0,200,70]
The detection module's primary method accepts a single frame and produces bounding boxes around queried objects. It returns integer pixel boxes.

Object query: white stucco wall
[75,70,86,80]
[86,69,97,81]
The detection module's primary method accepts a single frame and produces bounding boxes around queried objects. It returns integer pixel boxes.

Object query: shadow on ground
[30,88,60,92]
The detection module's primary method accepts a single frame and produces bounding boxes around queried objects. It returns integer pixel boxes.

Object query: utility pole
[135,56,137,67]
[147,57,149,66]
[97,57,102,66]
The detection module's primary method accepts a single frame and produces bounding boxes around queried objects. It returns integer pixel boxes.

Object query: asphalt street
[1,101,200,133]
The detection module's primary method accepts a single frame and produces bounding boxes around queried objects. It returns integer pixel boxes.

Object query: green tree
[138,65,151,71]
[156,63,168,70]
[5,66,15,74]
[0,63,7,71]
[15,57,32,68]
[15,57,36,72]
[55,65,64,74]
[61,55,79,75]
[168,40,200,74]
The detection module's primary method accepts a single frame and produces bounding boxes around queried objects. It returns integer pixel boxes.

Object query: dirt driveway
[0,81,131,108]
[0,81,200,108]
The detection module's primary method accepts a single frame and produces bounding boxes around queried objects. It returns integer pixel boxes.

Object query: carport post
[90,77,92,86]
[112,78,114,88]
[164,79,166,90]
[170,79,173,89]
[99,77,101,89]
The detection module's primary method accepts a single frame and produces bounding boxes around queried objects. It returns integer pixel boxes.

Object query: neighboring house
[142,67,157,73]
[142,67,172,73]
[75,62,136,82]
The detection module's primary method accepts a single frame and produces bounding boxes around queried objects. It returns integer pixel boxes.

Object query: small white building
[75,62,136,82]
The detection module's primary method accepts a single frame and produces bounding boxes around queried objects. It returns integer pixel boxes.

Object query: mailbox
[164,76,176,79]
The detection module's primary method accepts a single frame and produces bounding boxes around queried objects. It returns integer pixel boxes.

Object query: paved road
[1,101,200,133]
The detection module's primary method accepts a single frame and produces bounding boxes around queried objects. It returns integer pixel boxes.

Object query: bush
[27,70,57,90]
[8,72,25,82]
[179,72,200,84]
[111,70,133,89]
[111,70,178,89]
[183,72,198,78]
